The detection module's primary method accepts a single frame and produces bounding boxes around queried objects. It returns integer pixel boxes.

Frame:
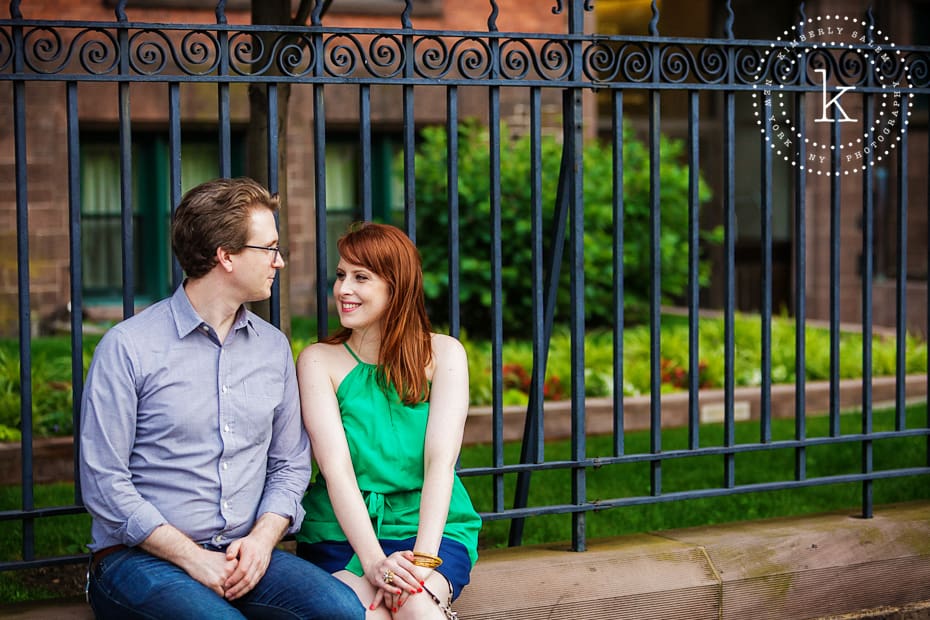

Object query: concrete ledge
[3,502,929,619]
[455,501,930,620]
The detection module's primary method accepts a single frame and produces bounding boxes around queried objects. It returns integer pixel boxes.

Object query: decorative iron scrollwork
[0,21,925,89]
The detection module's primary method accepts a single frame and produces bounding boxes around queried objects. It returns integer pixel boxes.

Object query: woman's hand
[365,550,426,612]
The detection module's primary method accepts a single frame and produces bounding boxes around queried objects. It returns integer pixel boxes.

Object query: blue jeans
[88,546,365,619]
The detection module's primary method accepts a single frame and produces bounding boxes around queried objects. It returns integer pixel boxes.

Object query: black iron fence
[1,0,929,573]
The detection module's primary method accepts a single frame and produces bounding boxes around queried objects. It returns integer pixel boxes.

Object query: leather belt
[90,544,128,571]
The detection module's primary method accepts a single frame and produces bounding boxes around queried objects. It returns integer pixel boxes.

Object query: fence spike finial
[115,0,128,21]
[865,6,875,43]
[649,0,659,36]
[401,0,412,29]
[551,0,563,15]
[798,1,806,23]
[215,0,227,24]
[488,0,499,32]
[9,0,22,19]
[724,0,734,39]
[311,0,325,26]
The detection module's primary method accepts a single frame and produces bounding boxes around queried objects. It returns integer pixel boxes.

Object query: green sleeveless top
[296,343,481,576]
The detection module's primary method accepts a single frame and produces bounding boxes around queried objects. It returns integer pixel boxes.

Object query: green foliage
[0,339,97,440]
[460,314,928,406]
[413,120,717,338]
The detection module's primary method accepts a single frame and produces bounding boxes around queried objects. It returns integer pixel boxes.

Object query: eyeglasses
[242,245,288,262]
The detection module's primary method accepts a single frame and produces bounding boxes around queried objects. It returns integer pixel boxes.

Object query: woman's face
[334,258,391,332]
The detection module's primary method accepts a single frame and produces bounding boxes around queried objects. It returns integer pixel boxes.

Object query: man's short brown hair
[171,177,280,279]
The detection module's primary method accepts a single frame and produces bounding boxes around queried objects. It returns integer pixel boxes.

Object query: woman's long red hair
[324,222,433,405]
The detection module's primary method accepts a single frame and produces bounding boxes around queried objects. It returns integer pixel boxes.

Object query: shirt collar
[169,283,256,339]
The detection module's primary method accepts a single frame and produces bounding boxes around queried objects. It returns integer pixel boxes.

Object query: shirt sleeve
[256,338,312,533]
[79,328,167,547]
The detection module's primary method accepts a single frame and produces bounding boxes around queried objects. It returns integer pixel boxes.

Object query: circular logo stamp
[751,14,915,176]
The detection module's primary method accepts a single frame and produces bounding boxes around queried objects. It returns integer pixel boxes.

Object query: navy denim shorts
[297,536,472,600]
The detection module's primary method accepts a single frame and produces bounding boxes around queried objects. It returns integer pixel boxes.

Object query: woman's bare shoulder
[297,341,348,368]
[429,332,466,364]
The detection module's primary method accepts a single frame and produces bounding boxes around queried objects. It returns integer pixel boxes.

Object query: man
[80,177,364,619]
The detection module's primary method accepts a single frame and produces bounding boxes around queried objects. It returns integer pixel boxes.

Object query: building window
[80,133,243,302]
[324,135,402,279]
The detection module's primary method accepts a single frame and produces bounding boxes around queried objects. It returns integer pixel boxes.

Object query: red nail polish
[369,604,376,610]
[393,607,398,613]
[419,580,425,586]
[418,588,423,593]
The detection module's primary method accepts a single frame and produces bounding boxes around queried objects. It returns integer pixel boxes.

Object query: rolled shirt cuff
[124,501,168,546]
[258,492,306,534]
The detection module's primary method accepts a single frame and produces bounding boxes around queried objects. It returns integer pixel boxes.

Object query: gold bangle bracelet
[412,551,443,569]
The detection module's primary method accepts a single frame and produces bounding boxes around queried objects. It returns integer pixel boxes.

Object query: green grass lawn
[1,403,927,602]
[460,403,930,549]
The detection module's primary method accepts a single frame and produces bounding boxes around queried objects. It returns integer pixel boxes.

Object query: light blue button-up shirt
[80,285,311,551]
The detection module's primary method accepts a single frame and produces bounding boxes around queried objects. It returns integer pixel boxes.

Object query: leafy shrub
[460,315,928,406]
[413,119,718,337]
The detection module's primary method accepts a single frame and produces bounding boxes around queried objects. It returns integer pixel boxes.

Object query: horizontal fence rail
[1,0,929,575]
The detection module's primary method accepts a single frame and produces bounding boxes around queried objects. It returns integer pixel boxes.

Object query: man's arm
[80,329,168,547]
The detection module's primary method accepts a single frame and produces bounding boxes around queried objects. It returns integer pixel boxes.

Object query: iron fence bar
[760,90,772,444]
[648,86,661,497]
[3,74,928,95]
[722,86,735,490]
[13,16,35,563]
[529,86,545,464]
[402,9,415,241]
[359,84,372,222]
[0,555,90,572]
[569,0,587,553]
[488,46,506,523]
[794,91,807,482]
[218,24,231,178]
[456,434,930,475]
[687,91,699,451]
[118,17,134,320]
[402,84,415,241]
[861,95,875,518]
[66,80,84,504]
[169,82,183,290]
[613,89,626,456]
[445,85,460,338]
[507,92,571,548]
[474,467,930,521]
[267,83,280,327]
[895,125,908,433]
[313,80,327,339]
[829,105,841,438]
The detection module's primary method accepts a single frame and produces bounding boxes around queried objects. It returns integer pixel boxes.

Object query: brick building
[1,0,927,337]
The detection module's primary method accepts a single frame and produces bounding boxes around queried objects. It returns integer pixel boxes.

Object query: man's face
[234,207,284,303]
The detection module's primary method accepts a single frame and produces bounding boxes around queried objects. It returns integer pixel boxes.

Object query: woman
[296,222,481,619]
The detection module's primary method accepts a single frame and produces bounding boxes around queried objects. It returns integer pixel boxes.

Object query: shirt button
[222,385,228,394]
[224,424,230,433]
[213,534,224,544]
[223,500,229,509]
[222,461,229,471]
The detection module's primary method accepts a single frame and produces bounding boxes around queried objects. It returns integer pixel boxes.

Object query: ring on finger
[383,569,395,585]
